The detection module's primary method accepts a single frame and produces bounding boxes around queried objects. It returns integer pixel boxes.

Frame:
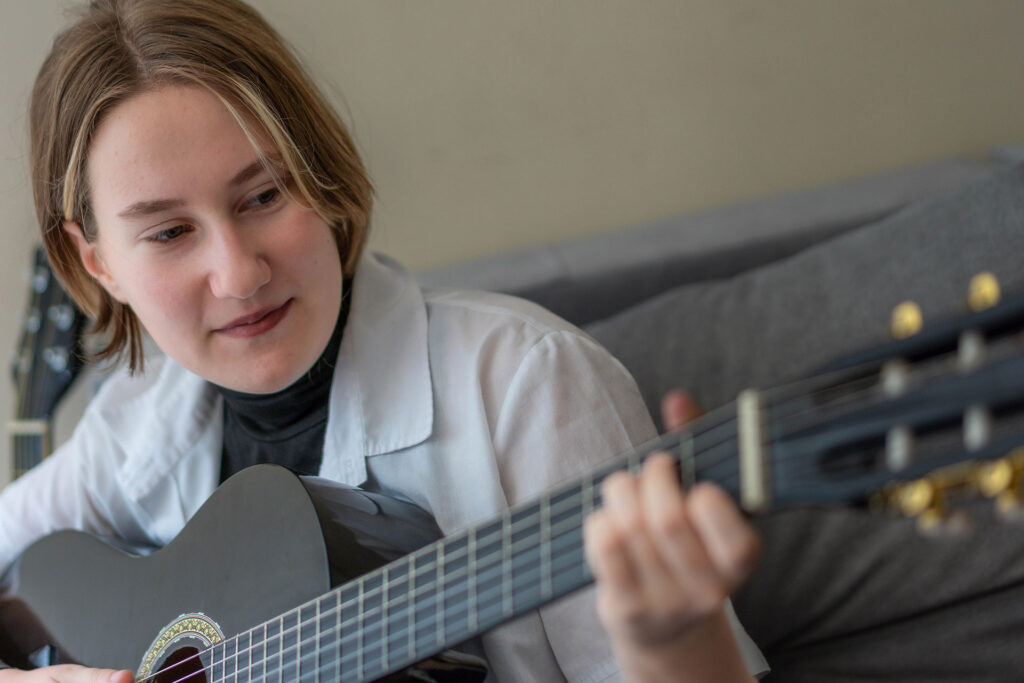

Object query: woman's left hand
[583,391,761,681]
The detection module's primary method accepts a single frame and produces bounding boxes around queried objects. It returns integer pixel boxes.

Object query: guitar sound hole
[153,646,206,683]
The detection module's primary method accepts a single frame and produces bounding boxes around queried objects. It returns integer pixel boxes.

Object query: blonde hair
[30,0,373,372]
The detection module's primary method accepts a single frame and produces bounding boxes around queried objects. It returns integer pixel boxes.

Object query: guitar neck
[9,420,52,481]
[205,422,743,682]
[9,246,87,483]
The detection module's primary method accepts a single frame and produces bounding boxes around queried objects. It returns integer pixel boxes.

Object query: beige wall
[2,0,1024,486]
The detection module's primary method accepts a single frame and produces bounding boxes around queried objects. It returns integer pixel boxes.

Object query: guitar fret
[405,558,415,661]
[299,603,316,681]
[380,567,389,674]
[235,631,245,683]
[467,528,477,632]
[356,577,365,679]
[211,641,226,682]
[278,614,285,683]
[333,590,342,682]
[314,595,333,683]
[501,513,512,617]
[435,543,445,647]
[410,546,437,657]
[314,599,321,682]
[540,497,552,601]
[251,623,266,682]
[223,635,237,682]
[440,534,469,640]
[338,582,359,681]
[678,431,696,490]
[241,630,253,683]
[296,605,303,683]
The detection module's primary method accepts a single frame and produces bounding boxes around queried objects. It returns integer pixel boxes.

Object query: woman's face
[71,85,343,393]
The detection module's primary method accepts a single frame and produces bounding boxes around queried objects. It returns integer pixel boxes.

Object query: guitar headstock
[10,247,88,428]
[762,273,1024,526]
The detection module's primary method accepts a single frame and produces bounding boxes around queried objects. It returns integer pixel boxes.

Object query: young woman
[0,1,766,680]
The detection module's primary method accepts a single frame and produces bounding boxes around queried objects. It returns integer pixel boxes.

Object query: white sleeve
[0,381,151,576]
[488,330,767,682]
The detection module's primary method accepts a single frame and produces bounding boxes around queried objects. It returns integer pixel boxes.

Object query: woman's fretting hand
[583,390,760,682]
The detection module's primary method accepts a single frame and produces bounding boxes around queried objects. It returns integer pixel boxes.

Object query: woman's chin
[200,357,313,395]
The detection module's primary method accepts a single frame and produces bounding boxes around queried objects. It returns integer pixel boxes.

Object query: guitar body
[0,465,485,681]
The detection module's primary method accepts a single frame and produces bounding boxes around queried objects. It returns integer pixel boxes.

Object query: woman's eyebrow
[117,198,184,219]
[117,158,282,219]
[228,159,268,188]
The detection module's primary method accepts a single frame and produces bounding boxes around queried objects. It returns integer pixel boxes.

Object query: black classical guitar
[8,247,88,480]
[3,285,1024,681]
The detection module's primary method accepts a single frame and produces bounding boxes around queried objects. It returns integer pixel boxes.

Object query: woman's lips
[216,300,292,338]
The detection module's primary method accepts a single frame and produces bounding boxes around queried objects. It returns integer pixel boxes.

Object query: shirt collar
[107,251,432,496]
[319,252,434,485]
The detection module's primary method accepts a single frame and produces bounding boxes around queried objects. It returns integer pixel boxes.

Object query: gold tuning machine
[875,462,976,533]
[975,448,1024,516]
[967,272,1001,312]
[891,301,923,340]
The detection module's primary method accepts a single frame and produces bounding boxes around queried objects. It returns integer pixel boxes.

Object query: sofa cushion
[587,162,1024,419]
[420,160,997,326]
[586,162,1024,681]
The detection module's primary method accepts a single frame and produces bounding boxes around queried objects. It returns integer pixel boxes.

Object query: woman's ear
[62,221,128,303]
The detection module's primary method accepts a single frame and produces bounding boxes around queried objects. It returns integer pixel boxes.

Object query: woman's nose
[207,224,271,300]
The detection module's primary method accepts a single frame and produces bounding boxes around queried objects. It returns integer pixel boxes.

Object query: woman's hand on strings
[0,665,133,683]
[583,390,760,682]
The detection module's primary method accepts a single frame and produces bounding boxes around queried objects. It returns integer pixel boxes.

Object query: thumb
[660,389,704,431]
[47,665,133,683]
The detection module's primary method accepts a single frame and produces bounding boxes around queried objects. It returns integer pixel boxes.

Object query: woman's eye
[150,225,189,243]
[245,187,281,209]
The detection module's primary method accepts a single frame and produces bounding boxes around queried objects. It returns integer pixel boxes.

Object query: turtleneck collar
[215,281,350,480]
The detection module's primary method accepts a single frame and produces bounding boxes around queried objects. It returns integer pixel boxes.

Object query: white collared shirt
[0,252,766,681]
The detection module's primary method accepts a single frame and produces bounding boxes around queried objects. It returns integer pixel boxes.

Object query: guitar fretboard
[196,420,742,682]
[10,424,50,481]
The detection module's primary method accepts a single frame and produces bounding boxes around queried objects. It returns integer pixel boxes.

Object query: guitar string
[134,369,892,683]
[150,459,724,683]
[137,425,758,683]
[172,423,914,683]
[132,399,754,683]
[215,526,594,683]
[134,404,888,683]
[141,409,966,683]
[136,352,976,683]
[151,425,1024,683]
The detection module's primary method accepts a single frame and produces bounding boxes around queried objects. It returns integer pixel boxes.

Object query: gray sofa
[420,157,1024,681]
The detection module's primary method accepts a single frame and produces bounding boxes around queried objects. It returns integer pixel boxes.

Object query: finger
[601,470,672,583]
[639,455,722,598]
[686,483,761,594]
[584,507,637,590]
[660,390,704,432]
[43,666,134,683]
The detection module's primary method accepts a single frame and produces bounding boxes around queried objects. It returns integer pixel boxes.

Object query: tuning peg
[31,265,50,293]
[43,347,69,373]
[883,463,976,534]
[25,307,41,334]
[975,449,1024,517]
[967,271,1001,312]
[891,301,923,339]
[48,304,75,332]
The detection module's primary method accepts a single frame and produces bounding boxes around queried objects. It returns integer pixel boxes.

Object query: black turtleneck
[217,285,351,483]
